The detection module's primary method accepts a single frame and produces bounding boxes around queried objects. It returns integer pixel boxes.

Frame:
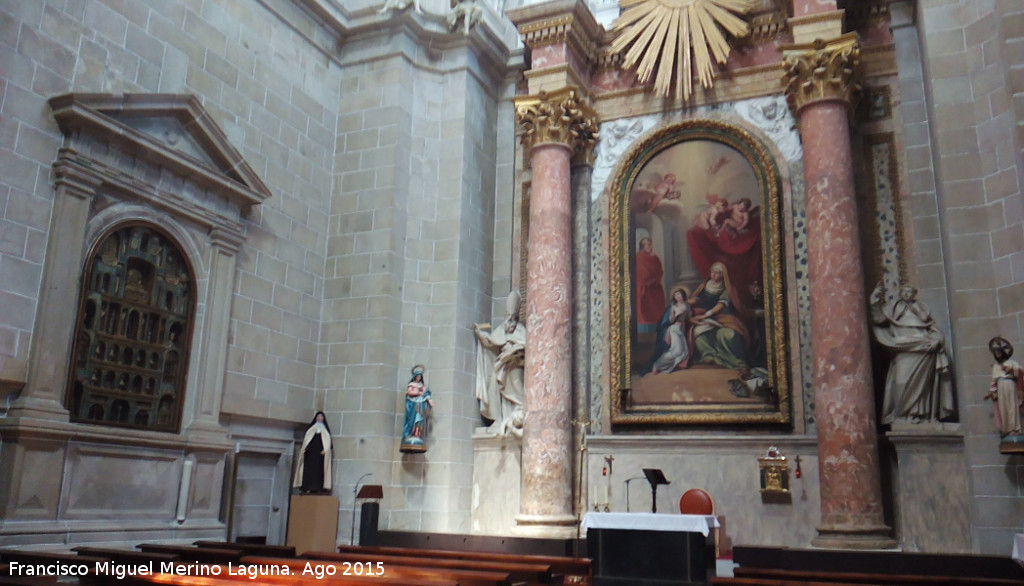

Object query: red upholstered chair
[678,488,714,515]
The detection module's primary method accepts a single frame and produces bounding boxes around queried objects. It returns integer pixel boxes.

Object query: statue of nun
[293,411,333,494]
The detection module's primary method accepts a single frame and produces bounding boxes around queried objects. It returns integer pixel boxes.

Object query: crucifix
[572,416,592,554]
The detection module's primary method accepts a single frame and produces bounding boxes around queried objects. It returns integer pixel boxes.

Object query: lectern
[356,484,383,546]
[642,468,670,513]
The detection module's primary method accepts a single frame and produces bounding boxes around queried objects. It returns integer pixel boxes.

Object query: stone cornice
[298,0,520,74]
[0,415,233,452]
[49,93,272,207]
[587,433,822,454]
[507,0,603,69]
[593,62,786,122]
[514,87,600,162]
[781,33,861,114]
[53,149,245,239]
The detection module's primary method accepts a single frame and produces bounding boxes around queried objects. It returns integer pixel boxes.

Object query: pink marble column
[520,142,575,531]
[514,90,598,536]
[784,36,895,548]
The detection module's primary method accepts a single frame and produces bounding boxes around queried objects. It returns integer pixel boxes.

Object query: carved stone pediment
[49,94,271,208]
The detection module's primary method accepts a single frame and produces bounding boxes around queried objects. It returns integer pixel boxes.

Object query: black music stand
[642,468,670,513]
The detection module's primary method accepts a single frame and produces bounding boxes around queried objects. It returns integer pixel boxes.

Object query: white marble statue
[447,0,482,34]
[378,0,423,15]
[870,282,956,425]
[474,290,526,436]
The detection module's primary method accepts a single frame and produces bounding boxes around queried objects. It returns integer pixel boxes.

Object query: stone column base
[5,398,70,422]
[812,525,896,550]
[513,514,578,539]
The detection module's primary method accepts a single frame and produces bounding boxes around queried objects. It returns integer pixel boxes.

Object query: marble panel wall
[62,443,181,520]
[0,436,65,521]
[587,437,821,548]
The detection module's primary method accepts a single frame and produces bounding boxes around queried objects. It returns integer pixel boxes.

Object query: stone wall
[0,0,339,422]
[326,24,515,538]
[0,0,519,545]
[914,0,1024,553]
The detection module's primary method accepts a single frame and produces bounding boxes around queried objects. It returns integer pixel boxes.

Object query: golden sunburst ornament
[611,0,757,101]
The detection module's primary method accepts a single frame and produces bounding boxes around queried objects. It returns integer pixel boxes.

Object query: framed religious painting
[610,120,791,426]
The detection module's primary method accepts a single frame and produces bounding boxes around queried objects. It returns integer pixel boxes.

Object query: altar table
[582,512,718,585]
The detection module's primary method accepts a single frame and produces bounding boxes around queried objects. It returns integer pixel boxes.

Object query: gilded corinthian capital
[781,33,861,115]
[515,88,599,163]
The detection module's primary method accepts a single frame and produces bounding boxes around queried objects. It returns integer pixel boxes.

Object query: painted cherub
[629,173,682,214]
[721,197,759,237]
[652,173,681,202]
[694,194,728,232]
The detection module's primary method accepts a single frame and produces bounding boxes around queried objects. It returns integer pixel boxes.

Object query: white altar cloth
[581,512,719,536]
[1012,534,1024,567]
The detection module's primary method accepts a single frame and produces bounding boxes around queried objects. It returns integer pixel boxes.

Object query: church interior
[1,0,1024,582]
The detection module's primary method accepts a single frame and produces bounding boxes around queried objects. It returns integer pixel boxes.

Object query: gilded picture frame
[610,120,791,426]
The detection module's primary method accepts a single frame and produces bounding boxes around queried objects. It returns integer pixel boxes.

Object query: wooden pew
[72,548,179,567]
[304,550,553,584]
[726,545,1024,586]
[0,575,58,586]
[0,550,107,584]
[0,549,105,568]
[712,577,877,586]
[0,561,59,586]
[335,544,592,584]
[240,556,509,586]
[120,563,456,586]
[192,541,296,558]
[135,545,242,565]
[723,567,1024,586]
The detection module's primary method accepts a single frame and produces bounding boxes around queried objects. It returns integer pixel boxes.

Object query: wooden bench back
[136,545,242,565]
[305,550,551,583]
[192,541,296,558]
[240,556,508,586]
[336,544,591,584]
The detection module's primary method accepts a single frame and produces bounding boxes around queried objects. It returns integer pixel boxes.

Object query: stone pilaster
[782,32,895,549]
[513,88,598,537]
[188,227,243,436]
[570,145,594,520]
[7,162,102,422]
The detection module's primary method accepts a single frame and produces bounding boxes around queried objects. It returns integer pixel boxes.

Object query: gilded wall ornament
[782,34,861,114]
[610,0,757,101]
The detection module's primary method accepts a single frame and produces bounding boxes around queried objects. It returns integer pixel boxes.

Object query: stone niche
[0,94,270,547]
